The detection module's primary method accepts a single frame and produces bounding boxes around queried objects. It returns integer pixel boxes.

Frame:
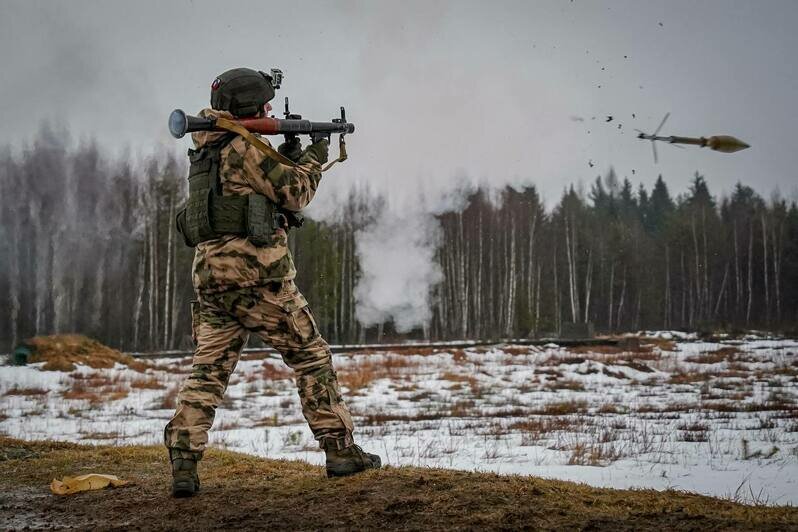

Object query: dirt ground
[1,438,797,531]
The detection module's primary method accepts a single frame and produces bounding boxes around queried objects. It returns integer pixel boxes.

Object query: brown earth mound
[0,437,796,531]
[25,334,148,372]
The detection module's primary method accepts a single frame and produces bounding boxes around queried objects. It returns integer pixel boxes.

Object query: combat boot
[325,444,382,478]
[169,450,200,497]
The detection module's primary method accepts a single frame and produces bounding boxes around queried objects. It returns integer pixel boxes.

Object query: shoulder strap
[207,132,238,196]
[215,116,349,173]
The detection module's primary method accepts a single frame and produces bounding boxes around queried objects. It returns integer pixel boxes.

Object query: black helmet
[210,68,276,117]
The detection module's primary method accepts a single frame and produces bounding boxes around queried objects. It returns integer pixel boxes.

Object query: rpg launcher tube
[169,109,355,139]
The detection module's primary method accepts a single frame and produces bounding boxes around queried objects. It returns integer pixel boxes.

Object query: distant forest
[2,129,797,351]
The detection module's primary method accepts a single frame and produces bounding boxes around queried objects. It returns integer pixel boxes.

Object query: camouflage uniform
[164,108,355,456]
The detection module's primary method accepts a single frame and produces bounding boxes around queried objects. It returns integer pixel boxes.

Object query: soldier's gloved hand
[310,132,331,145]
[278,136,303,162]
[305,138,329,165]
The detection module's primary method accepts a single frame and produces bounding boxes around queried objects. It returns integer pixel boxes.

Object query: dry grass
[261,361,293,381]
[640,337,678,352]
[668,370,709,384]
[338,368,378,393]
[439,372,473,383]
[500,346,533,356]
[678,431,709,443]
[543,348,663,372]
[570,344,623,355]
[450,349,468,362]
[686,347,742,365]
[534,367,564,378]
[25,334,150,372]
[677,421,709,432]
[602,351,663,364]
[350,346,443,357]
[353,399,480,424]
[543,378,585,391]
[448,400,477,418]
[338,356,420,393]
[80,431,122,441]
[596,403,627,414]
[71,370,125,384]
[773,365,798,377]
[636,402,693,414]
[621,361,656,373]
[1,437,796,530]
[568,441,624,466]
[531,400,589,416]
[62,381,129,404]
[155,385,179,410]
[215,418,245,431]
[3,387,48,396]
[638,336,675,350]
[511,416,578,436]
[149,361,192,375]
[358,410,449,425]
[130,377,166,390]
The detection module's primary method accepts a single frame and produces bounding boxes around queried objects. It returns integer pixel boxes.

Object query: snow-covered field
[2,334,797,505]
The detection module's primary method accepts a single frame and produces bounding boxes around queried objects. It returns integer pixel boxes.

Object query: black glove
[277,136,303,163]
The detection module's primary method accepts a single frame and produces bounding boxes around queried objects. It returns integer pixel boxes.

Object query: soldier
[164,68,380,497]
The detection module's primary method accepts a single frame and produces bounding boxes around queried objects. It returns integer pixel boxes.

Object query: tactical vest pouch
[246,194,274,246]
[176,133,289,248]
[176,145,224,247]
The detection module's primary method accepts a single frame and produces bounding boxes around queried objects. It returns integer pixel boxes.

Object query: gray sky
[2,0,797,210]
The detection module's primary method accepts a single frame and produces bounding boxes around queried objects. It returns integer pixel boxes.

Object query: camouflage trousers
[164,280,355,457]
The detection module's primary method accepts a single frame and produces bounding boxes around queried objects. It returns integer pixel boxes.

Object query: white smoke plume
[353,209,443,333]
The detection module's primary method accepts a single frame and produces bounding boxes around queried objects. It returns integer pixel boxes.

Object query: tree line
[1,130,796,351]
[431,173,798,339]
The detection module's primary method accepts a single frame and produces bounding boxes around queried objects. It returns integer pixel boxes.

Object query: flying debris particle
[606,116,613,122]
[618,124,622,129]
[591,116,596,120]
[601,67,605,71]
[589,160,594,168]
[632,113,636,118]
[570,116,585,122]
[598,85,602,88]
[624,55,628,59]
[632,169,636,175]
[658,22,663,27]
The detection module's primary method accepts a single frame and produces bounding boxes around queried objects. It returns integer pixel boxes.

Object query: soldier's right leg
[164,293,249,496]
[237,281,380,477]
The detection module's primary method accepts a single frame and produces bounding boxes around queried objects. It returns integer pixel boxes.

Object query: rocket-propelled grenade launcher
[169,69,353,172]
[168,106,355,139]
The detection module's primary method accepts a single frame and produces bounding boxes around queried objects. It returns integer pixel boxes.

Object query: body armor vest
[175,134,301,247]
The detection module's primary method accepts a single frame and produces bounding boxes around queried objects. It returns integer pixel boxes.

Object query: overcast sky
[2,0,797,211]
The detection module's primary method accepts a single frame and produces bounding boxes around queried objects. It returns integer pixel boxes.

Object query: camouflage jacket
[190,108,327,293]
